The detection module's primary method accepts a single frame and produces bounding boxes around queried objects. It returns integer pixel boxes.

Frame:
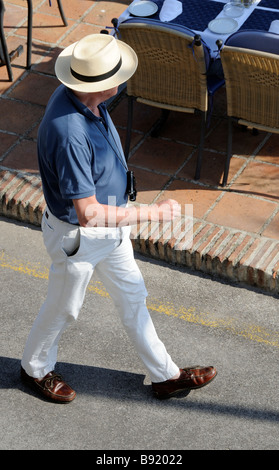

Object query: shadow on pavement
[1,356,278,424]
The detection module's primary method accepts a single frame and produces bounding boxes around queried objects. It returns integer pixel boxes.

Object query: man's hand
[149,199,181,222]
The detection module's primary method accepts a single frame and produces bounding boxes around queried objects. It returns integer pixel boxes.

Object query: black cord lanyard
[96,115,128,173]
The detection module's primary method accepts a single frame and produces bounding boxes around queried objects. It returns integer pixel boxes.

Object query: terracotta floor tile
[59,23,102,47]
[111,99,162,133]
[0,35,28,92]
[9,0,41,7]
[116,127,142,153]
[39,0,93,20]
[262,212,279,240]
[178,149,245,186]
[204,119,267,156]
[0,36,52,85]
[2,3,27,33]
[255,133,279,165]
[148,87,225,145]
[128,167,170,204]
[0,133,18,155]
[129,138,193,175]
[16,12,74,44]
[206,192,276,233]
[205,119,228,153]
[158,111,208,146]
[83,2,130,27]
[0,98,44,134]
[0,67,24,95]
[211,86,227,117]
[1,35,27,68]
[9,72,59,106]
[27,40,56,69]
[25,122,40,140]
[33,46,62,75]
[1,140,39,173]
[156,179,221,219]
[231,161,279,202]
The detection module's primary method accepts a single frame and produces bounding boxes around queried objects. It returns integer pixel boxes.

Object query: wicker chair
[118,19,224,176]
[220,30,279,186]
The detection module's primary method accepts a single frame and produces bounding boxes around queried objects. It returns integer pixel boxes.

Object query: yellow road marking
[1,252,279,349]
[147,298,279,349]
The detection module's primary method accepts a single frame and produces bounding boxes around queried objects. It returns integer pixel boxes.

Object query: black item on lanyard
[97,117,137,202]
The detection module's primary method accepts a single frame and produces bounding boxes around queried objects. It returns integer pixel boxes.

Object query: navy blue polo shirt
[37,85,128,225]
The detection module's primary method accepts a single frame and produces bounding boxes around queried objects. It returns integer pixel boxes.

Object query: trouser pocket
[61,228,81,257]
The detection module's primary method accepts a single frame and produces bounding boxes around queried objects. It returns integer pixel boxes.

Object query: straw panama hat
[55,33,138,93]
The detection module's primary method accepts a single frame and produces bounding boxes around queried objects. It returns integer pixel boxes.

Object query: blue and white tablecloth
[118,0,279,56]
[148,0,224,31]
[258,0,279,9]
[240,8,279,31]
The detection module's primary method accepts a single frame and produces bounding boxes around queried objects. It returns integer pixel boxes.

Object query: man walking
[21,34,217,403]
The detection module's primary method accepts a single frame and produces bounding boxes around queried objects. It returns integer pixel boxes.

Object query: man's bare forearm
[73,196,181,228]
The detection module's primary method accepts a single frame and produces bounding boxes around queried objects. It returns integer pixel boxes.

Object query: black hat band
[70,57,122,83]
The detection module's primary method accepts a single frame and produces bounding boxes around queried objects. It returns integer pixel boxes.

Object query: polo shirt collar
[65,87,108,127]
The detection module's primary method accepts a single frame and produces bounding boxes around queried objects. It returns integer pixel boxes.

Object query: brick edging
[0,170,45,226]
[1,169,278,294]
[131,221,279,293]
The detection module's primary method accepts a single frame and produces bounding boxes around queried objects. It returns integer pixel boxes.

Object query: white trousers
[21,210,179,383]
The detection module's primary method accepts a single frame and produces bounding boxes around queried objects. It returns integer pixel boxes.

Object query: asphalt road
[1,216,279,451]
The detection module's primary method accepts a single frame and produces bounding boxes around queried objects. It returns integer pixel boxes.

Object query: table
[118,0,279,57]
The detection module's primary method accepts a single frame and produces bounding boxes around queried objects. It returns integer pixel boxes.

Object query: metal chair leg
[124,95,134,162]
[26,0,67,70]
[26,0,32,69]
[194,111,206,180]
[150,109,170,137]
[222,116,233,187]
[0,0,13,81]
[57,0,68,26]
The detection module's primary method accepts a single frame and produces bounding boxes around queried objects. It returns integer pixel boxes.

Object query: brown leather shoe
[152,366,217,399]
[21,367,76,403]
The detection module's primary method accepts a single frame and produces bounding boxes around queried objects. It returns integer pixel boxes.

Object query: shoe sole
[153,371,217,399]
